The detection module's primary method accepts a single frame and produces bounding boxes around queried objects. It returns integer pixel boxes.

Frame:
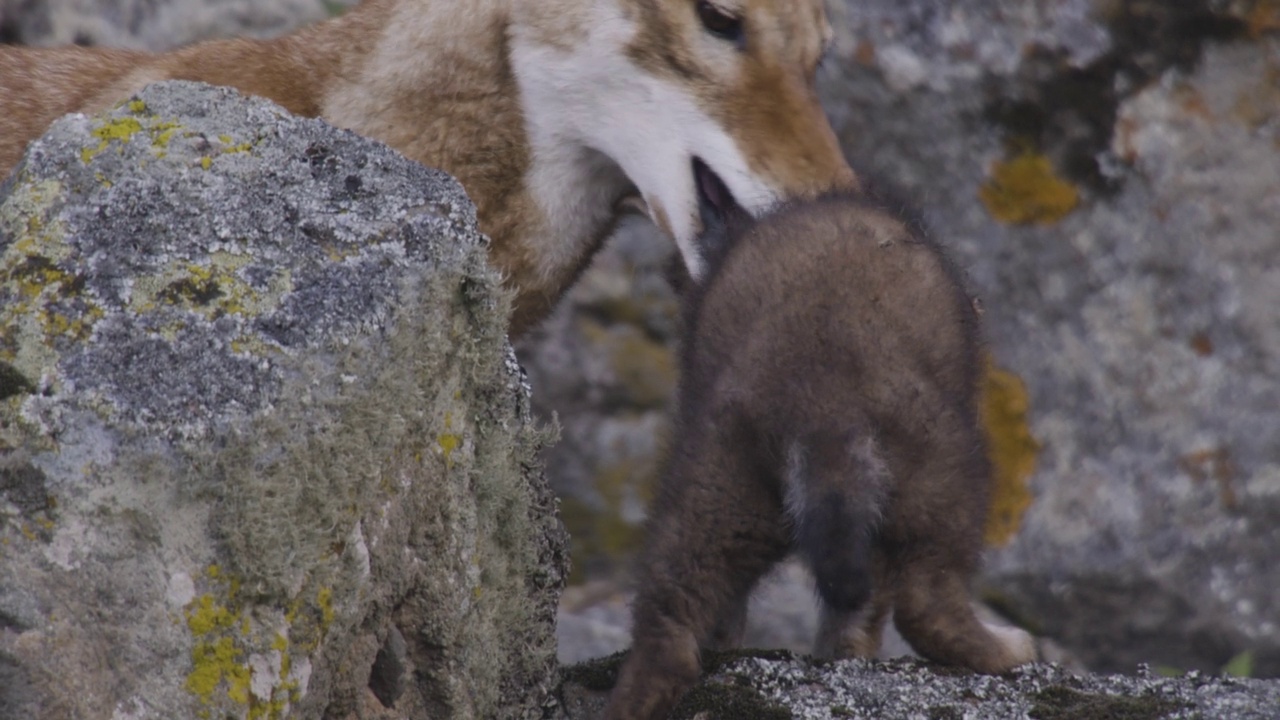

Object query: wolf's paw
[985,622,1038,667]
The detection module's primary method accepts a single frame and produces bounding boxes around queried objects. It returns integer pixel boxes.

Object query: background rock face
[814,1,1280,678]
[3,0,1279,682]
[528,0,1280,678]
[0,82,565,719]
[0,0,358,48]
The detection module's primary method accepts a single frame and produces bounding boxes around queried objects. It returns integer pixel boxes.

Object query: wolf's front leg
[602,442,789,720]
[603,613,701,720]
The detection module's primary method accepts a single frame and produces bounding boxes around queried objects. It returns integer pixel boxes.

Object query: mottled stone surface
[0,81,566,720]
[555,653,1280,720]
[817,2,1280,678]
[0,0,357,48]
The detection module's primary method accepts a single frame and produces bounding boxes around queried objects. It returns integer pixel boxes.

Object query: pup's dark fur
[603,192,1036,720]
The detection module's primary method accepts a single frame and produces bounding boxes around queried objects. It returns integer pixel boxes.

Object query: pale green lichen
[0,179,98,386]
[120,254,294,356]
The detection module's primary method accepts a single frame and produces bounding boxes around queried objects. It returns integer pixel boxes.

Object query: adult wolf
[0,0,856,334]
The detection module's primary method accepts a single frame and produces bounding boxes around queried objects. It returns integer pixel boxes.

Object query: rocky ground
[553,652,1280,720]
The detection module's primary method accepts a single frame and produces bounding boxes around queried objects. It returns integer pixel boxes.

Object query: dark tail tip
[785,432,888,612]
[796,491,875,611]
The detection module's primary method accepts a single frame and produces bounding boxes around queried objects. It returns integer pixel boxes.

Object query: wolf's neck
[312,0,637,332]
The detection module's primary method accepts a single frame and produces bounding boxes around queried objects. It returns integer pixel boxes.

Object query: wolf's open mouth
[693,156,743,234]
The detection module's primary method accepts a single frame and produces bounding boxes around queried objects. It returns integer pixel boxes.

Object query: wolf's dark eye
[696,1,743,45]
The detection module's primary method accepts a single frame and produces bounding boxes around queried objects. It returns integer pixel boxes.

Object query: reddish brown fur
[0,1,550,332]
[0,0,855,336]
[623,0,857,198]
[603,193,1035,720]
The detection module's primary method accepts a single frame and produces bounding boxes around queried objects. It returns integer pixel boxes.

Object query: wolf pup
[602,188,1036,720]
[0,0,857,335]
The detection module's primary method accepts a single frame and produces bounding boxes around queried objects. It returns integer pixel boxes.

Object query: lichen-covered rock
[554,652,1280,720]
[0,81,567,720]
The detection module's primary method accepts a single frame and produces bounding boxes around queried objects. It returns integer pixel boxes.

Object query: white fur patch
[848,434,891,522]
[782,439,809,527]
[509,0,780,281]
[986,622,1039,665]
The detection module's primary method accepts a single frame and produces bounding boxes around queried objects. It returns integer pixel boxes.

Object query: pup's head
[515,0,858,280]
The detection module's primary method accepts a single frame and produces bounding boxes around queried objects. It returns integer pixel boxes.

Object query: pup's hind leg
[708,592,750,650]
[603,440,790,720]
[891,555,1036,673]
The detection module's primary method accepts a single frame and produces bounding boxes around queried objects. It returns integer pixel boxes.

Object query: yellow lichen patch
[186,636,251,704]
[438,433,461,468]
[78,110,184,164]
[39,307,99,342]
[183,589,255,710]
[979,151,1080,225]
[438,411,462,469]
[284,597,303,625]
[317,587,335,628]
[9,256,74,300]
[980,359,1039,546]
[182,575,300,717]
[2,241,105,349]
[129,253,283,330]
[152,122,182,149]
[80,117,145,164]
[186,594,235,635]
[91,117,145,143]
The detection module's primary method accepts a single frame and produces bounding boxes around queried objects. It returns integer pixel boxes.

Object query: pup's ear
[664,252,694,296]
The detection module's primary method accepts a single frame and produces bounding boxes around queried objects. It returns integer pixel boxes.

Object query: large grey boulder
[0,81,567,719]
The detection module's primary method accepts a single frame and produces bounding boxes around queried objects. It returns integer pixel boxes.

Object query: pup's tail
[783,428,890,611]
